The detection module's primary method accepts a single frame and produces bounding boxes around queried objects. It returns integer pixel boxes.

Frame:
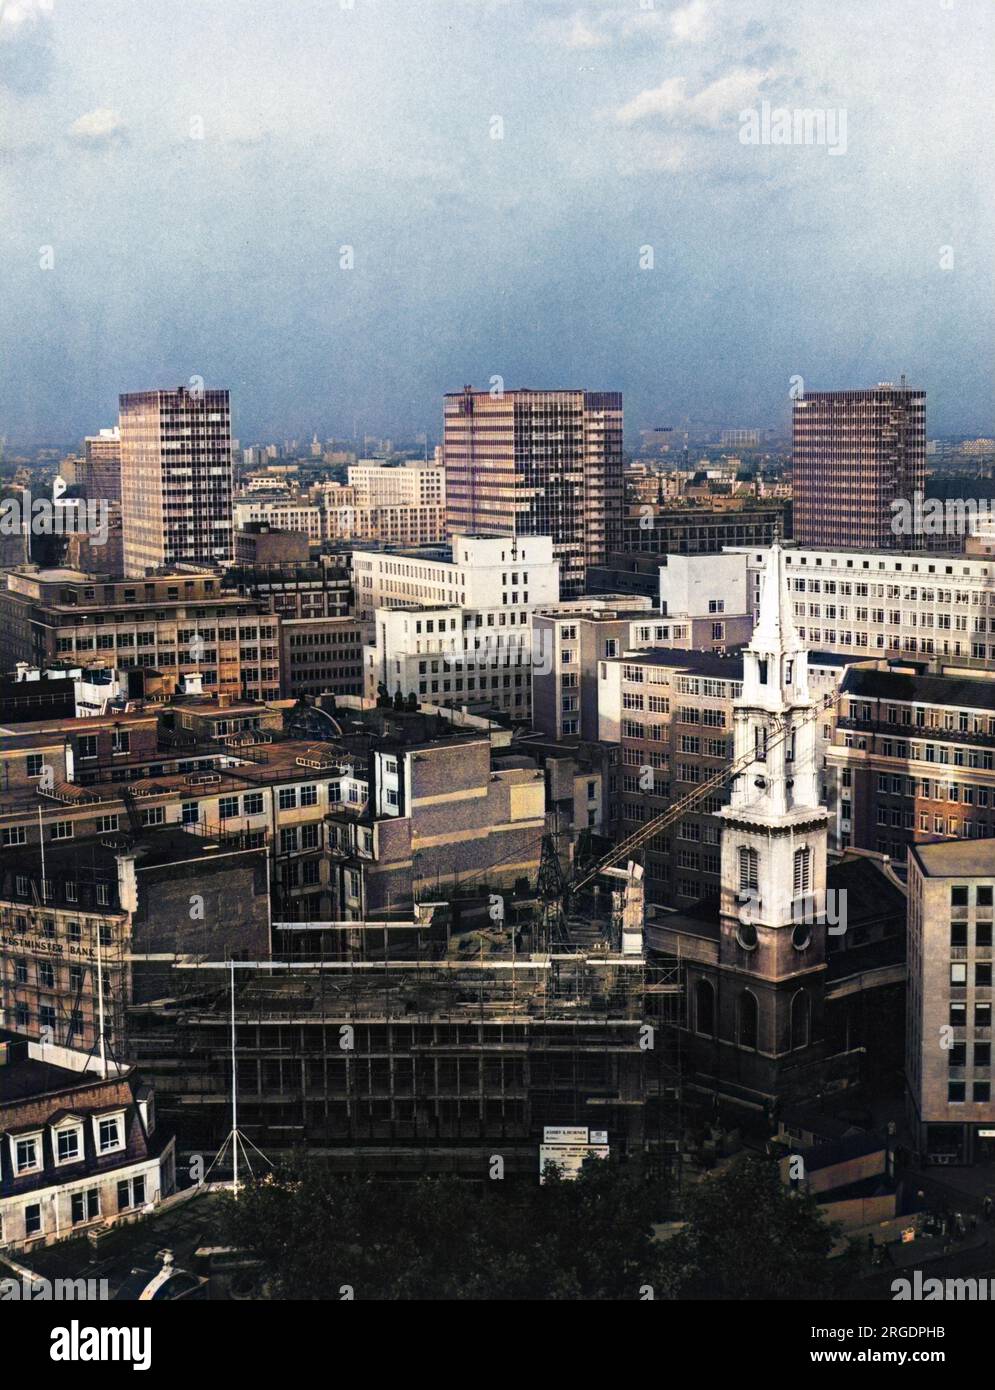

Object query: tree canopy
[221,1151,850,1300]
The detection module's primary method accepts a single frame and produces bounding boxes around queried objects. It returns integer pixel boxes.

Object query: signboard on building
[539,1127,609,1182]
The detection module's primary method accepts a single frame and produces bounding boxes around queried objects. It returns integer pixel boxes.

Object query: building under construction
[126,888,684,1183]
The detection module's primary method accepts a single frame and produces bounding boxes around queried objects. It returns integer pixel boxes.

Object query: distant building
[280,616,371,701]
[120,387,234,576]
[530,598,655,741]
[443,387,623,597]
[792,384,925,550]
[233,497,323,542]
[235,523,310,566]
[83,427,122,504]
[906,841,995,1164]
[613,499,789,560]
[347,461,444,508]
[721,429,761,448]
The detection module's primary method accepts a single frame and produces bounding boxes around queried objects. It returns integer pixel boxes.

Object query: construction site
[124,870,685,1185]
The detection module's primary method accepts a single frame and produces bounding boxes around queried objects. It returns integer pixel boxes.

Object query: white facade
[718,544,829,935]
[347,462,445,507]
[353,534,559,620]
[729,544,995,670]
[659,552,749,622]
[234,498,323,541]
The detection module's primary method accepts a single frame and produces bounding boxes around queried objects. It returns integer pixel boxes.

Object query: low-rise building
[0,568,282,703]
[0,1031,175,1252]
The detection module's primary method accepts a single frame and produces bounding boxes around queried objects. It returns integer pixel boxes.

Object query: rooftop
[910,840,995,879]
[617,647,746,679]
[841,665,995,713]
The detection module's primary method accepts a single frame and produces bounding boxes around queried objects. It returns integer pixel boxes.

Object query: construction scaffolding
[124,906,685,1187]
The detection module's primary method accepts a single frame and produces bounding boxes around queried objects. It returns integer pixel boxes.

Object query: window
[50,821,74,841]
[300,784,318,807]
[695,980,715,1036]
[25,1204,42,1237]
[16,1136,41,1174]
[790,991,810,1050]
[27,753,45,776]
[243,793,264,816]
[57,1127,82,1163]
[78,735,98,759]
[111,730,130,755]
[219,796,239,820]
[278,788,298,810]
[738,846,758,892]
[737,992,758,1049]
[117,1175,147,1211]
[793,847,811,899]
[71,1189,100,1225]
[97,1115,124,1153]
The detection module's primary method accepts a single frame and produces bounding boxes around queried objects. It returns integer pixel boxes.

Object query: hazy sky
[1,0,992,446]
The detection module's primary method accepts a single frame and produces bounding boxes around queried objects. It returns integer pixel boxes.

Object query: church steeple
[718,543,828,939]
[728,543,820,819]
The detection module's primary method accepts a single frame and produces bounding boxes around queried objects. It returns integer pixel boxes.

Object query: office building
[443,387,623,597]
[120,387,234,576]
[0,568,281,702]
[83,427,122,504]
[792,384,925,550]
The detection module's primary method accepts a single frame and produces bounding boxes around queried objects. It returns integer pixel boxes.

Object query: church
[646,545,907,1113]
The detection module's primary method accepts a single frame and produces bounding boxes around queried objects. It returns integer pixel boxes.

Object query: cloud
[0,0,54,92]
[616,132,687,176]
[616,68,775,127]
[537,13,610,50]
[669,0,711,44]
[616,77,686,126]
[69,107,126,144]
[0,0,54,34]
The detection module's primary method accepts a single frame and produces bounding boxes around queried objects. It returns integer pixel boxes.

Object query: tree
[657,1152,854,1299]
[221,1155,671,1300]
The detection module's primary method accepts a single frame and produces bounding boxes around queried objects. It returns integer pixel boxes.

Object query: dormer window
[14,1134,42,1175]
[95,1113,125,1154]
[53,1121,84,1165]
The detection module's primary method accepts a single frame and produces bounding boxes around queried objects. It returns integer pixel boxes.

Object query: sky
[1,0,993,447]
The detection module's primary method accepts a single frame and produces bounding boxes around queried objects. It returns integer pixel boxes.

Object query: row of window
[12,1175,147,1241]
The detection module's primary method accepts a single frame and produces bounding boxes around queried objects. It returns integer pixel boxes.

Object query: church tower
[713,543,830,1096]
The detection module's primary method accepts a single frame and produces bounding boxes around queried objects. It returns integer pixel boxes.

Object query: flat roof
[841,666,995,712]
[617,647,746,678]
[910,840,995,878]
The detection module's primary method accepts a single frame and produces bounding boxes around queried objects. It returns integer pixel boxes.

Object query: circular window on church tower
[792,922,812,951]
[736,921,758,951]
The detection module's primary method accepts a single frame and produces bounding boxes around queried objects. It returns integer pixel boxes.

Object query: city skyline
[1,0,993,446]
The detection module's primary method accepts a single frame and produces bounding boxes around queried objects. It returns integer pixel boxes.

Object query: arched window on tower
[739,846,759,893]
[695,979,715,1036]
[793,846,811,899]
[737,991,758,1050]
[791,991,810,1050]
